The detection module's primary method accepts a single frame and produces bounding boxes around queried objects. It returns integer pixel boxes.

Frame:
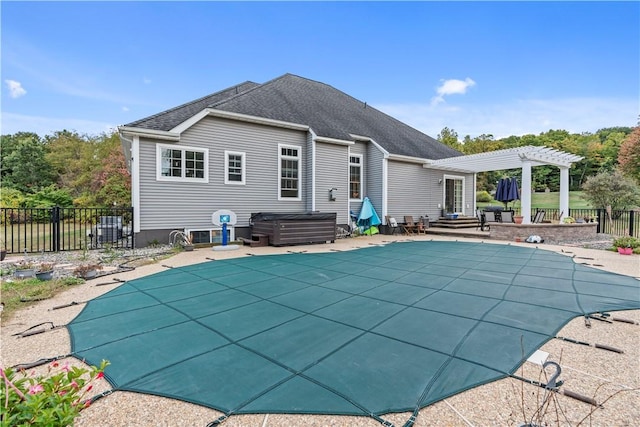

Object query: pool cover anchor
[592,312,639,325]
[11,354,71,370]
[95,277,127,287]
[512,361,599,407]
[556,336,624,354]
[12,322,65,338]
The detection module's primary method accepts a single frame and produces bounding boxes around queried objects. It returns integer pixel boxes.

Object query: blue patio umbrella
[506,177,520,204]
[495,177,519,208]
[494,178,509,208]
[357,197,381,235]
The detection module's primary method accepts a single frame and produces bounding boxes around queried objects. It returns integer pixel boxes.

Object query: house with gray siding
[119,74,474,247]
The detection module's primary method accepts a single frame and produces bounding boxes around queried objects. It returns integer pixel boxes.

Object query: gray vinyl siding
[314,142,349,224]
[366,144,384,216]
[138,117,307,231]
[387,160,432,221]
[387,162,475,221]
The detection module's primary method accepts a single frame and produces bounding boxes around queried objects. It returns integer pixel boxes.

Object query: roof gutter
[314,135,354,146]
[202,109,310,131]
[387,153,429,165]
[118,126,181,142]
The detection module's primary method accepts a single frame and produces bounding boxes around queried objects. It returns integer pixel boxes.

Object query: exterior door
[444,176,464,214]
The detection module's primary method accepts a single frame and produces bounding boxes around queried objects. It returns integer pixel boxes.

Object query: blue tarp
[356,197,381,234]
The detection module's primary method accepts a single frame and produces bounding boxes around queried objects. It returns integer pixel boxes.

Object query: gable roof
[123,74,461,160]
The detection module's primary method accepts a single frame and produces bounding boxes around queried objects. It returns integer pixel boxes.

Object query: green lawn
[478,191,592,210]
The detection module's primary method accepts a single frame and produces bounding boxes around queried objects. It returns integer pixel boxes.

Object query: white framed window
[156,144,208,183]
[278,144,301,200]
[349,154,363,200]
[186,227,234,244]
[224,151,245,185]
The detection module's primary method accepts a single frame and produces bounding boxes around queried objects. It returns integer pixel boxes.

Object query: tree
[87,133,131,207]
[618,127,640,183]
[581,169,640,212]
[44,130,94,196]
[1,133,54,192]
[437,127,462,151]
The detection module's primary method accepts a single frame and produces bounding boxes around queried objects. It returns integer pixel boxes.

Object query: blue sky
[2,1,638,139]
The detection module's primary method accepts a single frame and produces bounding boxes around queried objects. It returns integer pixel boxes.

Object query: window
[225,151,245,185]
[444,175,465,214]
[157,144,208,182]
[279,144,301,199]
[349,155,362,200]
[186,228,234,244]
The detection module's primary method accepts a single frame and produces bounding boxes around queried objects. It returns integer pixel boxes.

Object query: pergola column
[559,166,569,221]
[521,161,532,224]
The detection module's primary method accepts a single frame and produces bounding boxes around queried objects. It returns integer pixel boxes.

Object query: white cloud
[143,77,151,84]
[431,78,476,106]
[122,106,130,112]
[375,97,638,140]
[5,79,27,98]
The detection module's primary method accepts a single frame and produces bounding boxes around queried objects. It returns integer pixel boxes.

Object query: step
[239,233,269,247]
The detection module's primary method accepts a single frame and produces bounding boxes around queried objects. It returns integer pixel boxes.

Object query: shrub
[612,236,640,249]
[582,170,640,211]
[1,359,109,426]
[476,190,493,202]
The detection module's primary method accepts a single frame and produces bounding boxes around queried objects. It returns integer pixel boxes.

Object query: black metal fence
[511,207,639,238]
[1,207,134,254]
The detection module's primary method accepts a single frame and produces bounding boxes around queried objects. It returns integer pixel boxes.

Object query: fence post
[630,210,635,237]
[51,206,61,252]
[596,209,602,234]
[130,207,135,249]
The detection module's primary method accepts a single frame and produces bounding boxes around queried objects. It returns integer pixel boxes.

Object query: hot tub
[250,212,337,246]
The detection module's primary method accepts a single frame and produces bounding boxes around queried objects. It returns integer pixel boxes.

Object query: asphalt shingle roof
[124,74,461,160]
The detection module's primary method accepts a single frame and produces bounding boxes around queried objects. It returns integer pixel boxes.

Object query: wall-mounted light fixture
[329,188,338,201]
[438,179,443,185]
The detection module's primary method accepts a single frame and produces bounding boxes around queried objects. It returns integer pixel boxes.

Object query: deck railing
[509,207,638,238]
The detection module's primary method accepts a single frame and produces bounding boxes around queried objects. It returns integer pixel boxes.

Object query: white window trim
[156,144,209,183]
[349,154,363,201]
[224,150,246,185]
[278,143,302,201]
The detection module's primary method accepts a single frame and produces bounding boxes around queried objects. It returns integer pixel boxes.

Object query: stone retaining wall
[489,222,598,244]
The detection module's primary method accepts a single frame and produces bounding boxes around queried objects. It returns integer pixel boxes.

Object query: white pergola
[427,146,584,224]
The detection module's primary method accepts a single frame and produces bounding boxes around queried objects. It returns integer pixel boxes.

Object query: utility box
[98,216,123,243]
[250,212,337,246]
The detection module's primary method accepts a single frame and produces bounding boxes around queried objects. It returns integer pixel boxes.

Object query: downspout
[130,136,141,233]
[382,156,388,220]
[309,129,318,211]
[118,132,140,233]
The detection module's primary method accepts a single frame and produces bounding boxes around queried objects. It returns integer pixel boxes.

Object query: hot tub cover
[251,212,337,222]
[68,241,640,423]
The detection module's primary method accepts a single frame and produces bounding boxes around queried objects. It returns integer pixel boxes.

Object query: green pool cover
[68,241,640,422]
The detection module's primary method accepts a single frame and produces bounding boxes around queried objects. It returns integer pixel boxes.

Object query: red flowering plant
[1,359,109,426]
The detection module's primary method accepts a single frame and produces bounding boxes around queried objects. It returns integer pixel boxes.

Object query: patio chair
[533,210,546,223]
[385,216,400,235]
[416,217,428,235]
[476,209,488,231]
[402,216,418,235]
[501,211,514,223]
[483,211,498,226]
